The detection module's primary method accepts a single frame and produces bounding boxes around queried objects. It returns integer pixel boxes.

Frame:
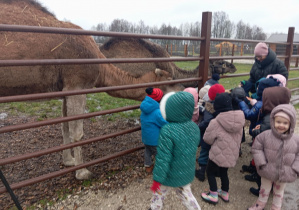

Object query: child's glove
[150,180,161,193]
[249,99,257,106]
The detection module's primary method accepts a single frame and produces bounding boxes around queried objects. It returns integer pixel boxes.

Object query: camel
[100,37,237,87]
[0,0,178,180]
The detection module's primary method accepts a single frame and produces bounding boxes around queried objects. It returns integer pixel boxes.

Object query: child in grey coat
[248,104,299,210]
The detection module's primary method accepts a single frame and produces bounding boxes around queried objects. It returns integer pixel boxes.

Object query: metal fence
[0,11,298,209]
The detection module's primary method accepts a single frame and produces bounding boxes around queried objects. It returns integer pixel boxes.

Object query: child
[150,91,201,210]
[140,87,168,174]
[248,104,299,210]
[184,87,200,123]
[198,85,211,114]
[201,92,245,204]
[204,73,220,86]
[248,86,291,196]
[196,84,225,182]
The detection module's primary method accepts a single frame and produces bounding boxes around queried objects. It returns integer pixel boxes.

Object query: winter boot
[242,162,256,173]
[195,164,206,182]
[247,200,266,210]
[217,189,229,202]
[145,165,154,174]
[201,190,218,205]
[250,187,260,197]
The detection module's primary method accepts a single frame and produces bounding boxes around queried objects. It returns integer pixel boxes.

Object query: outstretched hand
[150,180,161,193]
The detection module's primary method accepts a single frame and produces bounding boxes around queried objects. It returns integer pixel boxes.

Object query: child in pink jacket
[248,104,299,210]
[201,92,245,205]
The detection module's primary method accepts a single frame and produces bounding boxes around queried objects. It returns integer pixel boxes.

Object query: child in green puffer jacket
[149,91,201,210]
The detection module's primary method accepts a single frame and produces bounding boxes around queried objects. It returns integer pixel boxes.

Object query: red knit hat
[146,87,163,102]
[208,84,225,101]
[254,42,268,57]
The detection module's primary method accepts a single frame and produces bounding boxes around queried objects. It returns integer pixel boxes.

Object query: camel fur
[0,0,178,180]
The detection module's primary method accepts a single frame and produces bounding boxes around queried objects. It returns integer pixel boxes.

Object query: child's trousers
[150,183,201,210]
[144,145,157,167]
[258,177,287,208]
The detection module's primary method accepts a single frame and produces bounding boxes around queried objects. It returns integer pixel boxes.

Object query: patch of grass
[87,92,141,121]
[0,92,141,121]
[82,179,92,187]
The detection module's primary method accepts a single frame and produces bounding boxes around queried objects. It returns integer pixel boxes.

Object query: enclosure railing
[0,11,298,208]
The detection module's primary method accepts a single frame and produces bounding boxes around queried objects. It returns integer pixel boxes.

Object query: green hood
[160,91,194,123]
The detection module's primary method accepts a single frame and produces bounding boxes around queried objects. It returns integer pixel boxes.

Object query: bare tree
[212,11,233,38]
[109,19,131,32]
[235,20,246,39]
[92,23,108,43]
[252,25,267,40]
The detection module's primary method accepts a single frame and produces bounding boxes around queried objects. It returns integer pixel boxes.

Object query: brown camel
[100,37,237,87]
[0,0,177,180]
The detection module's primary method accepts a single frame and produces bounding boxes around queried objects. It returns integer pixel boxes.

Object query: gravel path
[45,110,299,210]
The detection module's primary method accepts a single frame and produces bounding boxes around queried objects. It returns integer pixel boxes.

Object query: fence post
[184,44,188,57]
[170,44,173,56]
[198,11,212,89]
[231,44,235,63]
[296,46,299,67]
[241,43,243,56]
[284,27,295,72]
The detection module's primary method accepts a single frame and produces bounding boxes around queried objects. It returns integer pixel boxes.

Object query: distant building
[266,34,299,56]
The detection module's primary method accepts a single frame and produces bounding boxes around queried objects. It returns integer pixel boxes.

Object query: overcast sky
[38,0,299,36]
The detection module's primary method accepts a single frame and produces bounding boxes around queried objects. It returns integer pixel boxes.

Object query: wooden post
[184,44,188,57]
[231,44,235,64]
[198,12,212,89]
[296,46,299,67]
[219,44,222,56]
[166,44,168,53]
[170,44,173,56]
[284,27,295,75]
[241,43,243,56]
[193,46,194,56]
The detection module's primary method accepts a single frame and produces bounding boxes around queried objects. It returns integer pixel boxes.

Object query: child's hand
[150,180,161,193]
[247,97,257,106]
[253,125,260,130]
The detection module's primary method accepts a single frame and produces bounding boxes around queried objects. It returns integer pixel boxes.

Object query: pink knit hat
[274,111,290,122]
[254,42,268,57]
[266,74,287,87]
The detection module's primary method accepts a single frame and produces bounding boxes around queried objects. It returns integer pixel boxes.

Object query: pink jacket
[252,104,299,183]
[203,110,245,168]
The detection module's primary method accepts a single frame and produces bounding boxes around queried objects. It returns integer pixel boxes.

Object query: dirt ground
[1,109,299,210]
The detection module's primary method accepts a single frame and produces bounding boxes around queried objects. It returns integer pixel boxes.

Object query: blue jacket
[239,100,263,136]
[140,96,168,146]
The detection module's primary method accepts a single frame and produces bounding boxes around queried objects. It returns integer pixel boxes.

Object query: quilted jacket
[252,104,299,182]
[153,91,200,187]
[203,110,245,168]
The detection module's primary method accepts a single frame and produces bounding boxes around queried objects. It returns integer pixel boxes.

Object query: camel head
[209,60,237,75]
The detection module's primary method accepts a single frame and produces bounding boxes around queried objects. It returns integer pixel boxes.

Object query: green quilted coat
[153,91,201,187]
